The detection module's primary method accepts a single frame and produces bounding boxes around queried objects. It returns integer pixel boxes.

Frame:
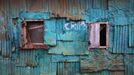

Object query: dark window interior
[26,21,44,43]
[100,24,106,46]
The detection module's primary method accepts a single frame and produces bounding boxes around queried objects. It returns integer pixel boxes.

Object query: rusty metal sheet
[0,0,87,20]
[80,50,124,73]
[26,0,44,12]
[110,71,124,75]
[8,0,108,20]
[7,0,22,17]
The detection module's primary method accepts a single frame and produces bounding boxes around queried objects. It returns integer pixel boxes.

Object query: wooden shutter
[88,23,100,48]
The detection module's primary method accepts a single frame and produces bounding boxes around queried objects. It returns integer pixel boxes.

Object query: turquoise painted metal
[0,0,134,75]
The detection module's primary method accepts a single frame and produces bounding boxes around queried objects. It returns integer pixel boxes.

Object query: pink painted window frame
[88,22,109,49]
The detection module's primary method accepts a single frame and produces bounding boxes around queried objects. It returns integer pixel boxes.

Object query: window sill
[20,43,49,50]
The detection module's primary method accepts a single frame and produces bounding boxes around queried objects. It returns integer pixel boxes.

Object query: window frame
[20,19,48,50]
[88,22,109,49]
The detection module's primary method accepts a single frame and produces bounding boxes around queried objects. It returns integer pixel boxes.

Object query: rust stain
[26,58,36,67]
[99,61,106,69]
[60,0,68,17]
[21,22,28,48]
[64,60,67,75]
[49,0,82,20]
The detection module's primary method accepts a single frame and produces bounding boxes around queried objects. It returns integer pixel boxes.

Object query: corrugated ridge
[112,25,134,53]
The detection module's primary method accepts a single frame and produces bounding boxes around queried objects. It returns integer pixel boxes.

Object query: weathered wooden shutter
[44,19,56,46]
[88,23,100,48]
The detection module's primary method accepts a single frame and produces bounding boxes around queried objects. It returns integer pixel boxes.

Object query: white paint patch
[64,21,87,31]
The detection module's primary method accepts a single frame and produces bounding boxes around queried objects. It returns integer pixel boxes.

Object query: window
[100,24,107,46]
[88,22,109,49]
[21,20,48,49]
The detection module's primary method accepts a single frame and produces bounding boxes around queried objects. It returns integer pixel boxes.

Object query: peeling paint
[0,0,133,75]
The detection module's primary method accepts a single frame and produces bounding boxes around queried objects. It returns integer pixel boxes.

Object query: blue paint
[52,55,79,62]
[19,11,50,19]
[44,19,57,46]
[0,0,133,75]
[48,41,88,55]
[111,25,134,53]
[129,24,134,47]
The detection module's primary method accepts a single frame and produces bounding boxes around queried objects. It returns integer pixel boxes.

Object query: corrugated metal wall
[0,0,134,75]
[112,25,134,53]
[56,62,80,75]
[129,24,134,47]
[124,55,134,75]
